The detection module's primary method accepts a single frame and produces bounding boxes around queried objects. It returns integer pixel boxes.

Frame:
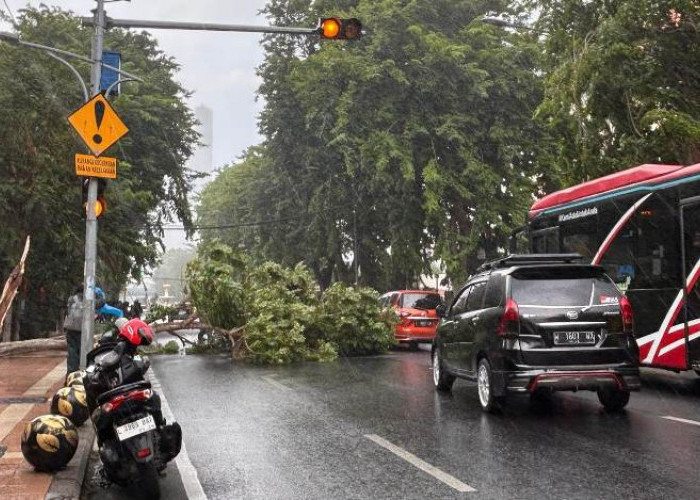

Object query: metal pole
[83,17,320,35]
[80,0,105,369]
[43,52,89,102]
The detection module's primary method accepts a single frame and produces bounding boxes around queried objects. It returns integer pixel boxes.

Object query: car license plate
[115,415,156,442]
[415,320,433,327]
[553,331,596,346]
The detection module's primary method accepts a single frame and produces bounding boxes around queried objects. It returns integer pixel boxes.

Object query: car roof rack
[476,254,585,273]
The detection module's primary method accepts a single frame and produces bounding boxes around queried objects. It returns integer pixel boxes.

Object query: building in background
[163,104,214,249]
[190,105,214,190]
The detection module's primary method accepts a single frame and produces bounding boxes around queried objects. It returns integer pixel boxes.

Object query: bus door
[681,197,700,371]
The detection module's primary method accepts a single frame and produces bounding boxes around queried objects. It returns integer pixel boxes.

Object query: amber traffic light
[319,18,362,40]
[82,179,107,219]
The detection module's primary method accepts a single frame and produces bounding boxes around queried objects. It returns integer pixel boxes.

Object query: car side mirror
[435,304,447,318]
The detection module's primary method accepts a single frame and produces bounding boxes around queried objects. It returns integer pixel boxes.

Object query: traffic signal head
[319,18,362,40]
[81,179,107,219]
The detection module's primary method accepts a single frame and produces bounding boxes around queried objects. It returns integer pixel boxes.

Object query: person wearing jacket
[63,285,123,373]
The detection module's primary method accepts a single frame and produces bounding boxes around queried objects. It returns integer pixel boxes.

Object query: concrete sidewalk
[0,353,94,499]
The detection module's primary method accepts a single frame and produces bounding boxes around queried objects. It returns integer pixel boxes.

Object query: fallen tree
[0,336,66,357]
[183,241,396,364]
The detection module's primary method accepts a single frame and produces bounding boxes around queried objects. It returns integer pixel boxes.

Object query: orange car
[379,290,444,347]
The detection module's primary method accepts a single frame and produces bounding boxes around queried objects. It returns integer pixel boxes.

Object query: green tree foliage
[185,241,394,364]
[0,7,198,336]
[531,0,700,181]
[319,283,398,357]
[198,0,550,287]
[187,242,247,330]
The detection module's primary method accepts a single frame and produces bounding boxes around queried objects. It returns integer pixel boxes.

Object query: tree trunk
[2,307,11,343]
[0,337,66,357]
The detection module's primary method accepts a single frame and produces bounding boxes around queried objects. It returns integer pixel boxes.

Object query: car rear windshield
[511,269,620,307]
[400,293,442,310]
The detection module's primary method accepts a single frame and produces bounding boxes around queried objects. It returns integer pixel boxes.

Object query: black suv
[432,254,641,413]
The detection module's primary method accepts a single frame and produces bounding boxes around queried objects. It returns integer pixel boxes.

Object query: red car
[379,290,444,347]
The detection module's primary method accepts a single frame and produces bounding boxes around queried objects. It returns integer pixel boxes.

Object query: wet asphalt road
[85,346,700,499]
[81,446,187,499]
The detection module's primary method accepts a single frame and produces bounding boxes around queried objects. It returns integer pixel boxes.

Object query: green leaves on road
[186,241,396,364]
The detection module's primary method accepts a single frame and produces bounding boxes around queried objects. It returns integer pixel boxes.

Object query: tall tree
[532,0,700,182]
[0,7,198,337]
[199,0,550,288]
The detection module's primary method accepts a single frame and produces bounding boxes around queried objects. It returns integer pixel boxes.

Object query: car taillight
[620,296,634,334]
[497,299,520,337]
[101,388,152,413]
[136,448,152,458]
[398,310,412,326]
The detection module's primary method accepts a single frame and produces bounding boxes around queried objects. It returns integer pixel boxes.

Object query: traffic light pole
[82,17,320,36]
[79,0,106,369]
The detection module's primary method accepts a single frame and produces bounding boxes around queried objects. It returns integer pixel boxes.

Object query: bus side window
[598,201,637,289]
[635,196,680,288]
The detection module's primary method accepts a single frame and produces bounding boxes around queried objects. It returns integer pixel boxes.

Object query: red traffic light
[319,18,362,40]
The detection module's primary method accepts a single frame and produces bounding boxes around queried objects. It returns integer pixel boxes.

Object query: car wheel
[597,388,630,412]
[477,358,505,413]
[432,348,455,392]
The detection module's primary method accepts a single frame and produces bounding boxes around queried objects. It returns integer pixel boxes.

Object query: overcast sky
[2,0,270,168]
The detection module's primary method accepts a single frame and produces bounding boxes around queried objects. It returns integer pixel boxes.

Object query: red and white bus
[528,163,700,374]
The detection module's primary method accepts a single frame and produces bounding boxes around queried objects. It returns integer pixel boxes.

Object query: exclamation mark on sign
[93,100,105,144]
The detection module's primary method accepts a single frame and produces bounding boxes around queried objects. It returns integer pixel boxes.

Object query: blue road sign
[101,51,121,95]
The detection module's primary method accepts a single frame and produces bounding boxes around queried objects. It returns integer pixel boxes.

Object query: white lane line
[364,434,476,493]
[262,376,292,391]
[24,358,65,397]
[662,416,700,427]
[146,369,207,500]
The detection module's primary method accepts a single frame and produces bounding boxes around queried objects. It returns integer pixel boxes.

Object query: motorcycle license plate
[115,415,156,442]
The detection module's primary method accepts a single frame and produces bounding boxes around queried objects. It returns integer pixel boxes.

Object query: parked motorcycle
[83,319,182,499]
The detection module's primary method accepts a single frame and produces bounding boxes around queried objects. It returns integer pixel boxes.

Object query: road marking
[0,404,33,442]
[24,358,65,397]
[364,434,476,493]
[662,416,700,427]
[146,369,207,500]
[262,376,292,391]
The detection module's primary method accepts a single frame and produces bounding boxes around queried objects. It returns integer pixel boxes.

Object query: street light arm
[0,32,143,83]
[105,77,136,98]
[44,51,90,102]
[82,16,320,35]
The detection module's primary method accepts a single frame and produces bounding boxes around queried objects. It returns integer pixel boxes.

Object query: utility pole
[80,0,106,368]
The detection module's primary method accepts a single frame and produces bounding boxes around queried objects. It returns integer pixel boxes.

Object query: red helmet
[118,319,155,346]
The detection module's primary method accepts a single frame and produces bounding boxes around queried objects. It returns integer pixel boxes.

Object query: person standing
[132,300,143,319]
[63,285,124,374]
[63,286,84,373]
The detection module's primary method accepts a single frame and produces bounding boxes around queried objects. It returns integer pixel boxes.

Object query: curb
[45,422,95,500]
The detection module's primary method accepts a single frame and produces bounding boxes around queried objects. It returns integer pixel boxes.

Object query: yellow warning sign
[75,154,117,179]
[67,94,129,157]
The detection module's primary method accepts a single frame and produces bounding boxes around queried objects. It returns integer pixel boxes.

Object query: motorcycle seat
[97,381,152,406]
